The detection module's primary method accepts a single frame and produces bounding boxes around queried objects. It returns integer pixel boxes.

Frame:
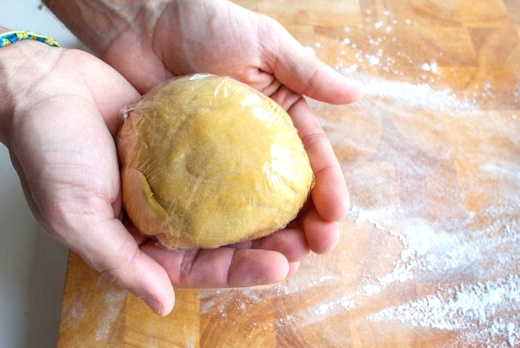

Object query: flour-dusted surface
[57,0,520,346]
[199,3,520,344]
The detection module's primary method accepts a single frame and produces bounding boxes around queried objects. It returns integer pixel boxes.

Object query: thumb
[261,17,365,104]
[74,218,175,316]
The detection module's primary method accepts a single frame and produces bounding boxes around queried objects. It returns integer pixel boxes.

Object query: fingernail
[141,296,163,316]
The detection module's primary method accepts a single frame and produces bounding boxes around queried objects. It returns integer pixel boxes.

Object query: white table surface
[0,1,80,347]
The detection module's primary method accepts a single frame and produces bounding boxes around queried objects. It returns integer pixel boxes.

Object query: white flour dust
[345,184,520,346]
[94,288,126,341]
[342,116,520,346]
[331,28,519,343]
[370,276,520,346]
[360,78,478,112]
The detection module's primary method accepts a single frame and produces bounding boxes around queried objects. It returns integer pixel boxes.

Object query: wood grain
[58,0,520,346]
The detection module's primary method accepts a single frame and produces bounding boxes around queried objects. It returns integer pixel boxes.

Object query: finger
[74,218,175,316]
[284,96,350,221]
[302,208,340,254]
[260,17,365,104]
[141,245,290,288]
[229,228,310,262]
[251,228,310,262]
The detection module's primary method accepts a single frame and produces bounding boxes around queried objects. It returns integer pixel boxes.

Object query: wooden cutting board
[57,0,520,346]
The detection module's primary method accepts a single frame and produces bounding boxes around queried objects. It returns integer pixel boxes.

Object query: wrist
[0,40,60,145]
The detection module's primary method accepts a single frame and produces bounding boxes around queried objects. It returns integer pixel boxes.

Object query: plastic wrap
[116,74,313,250]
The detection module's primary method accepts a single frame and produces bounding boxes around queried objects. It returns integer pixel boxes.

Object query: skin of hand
[0,39,314,316]
[43,0,364,250]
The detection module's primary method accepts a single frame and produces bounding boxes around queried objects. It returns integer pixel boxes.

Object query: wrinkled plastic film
[116,74,314,250]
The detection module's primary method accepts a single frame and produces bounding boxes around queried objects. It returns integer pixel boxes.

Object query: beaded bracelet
[0,30,61,48]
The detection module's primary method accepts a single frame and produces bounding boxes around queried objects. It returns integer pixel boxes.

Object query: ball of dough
[117,74,313,249]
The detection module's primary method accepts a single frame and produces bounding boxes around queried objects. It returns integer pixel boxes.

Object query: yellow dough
[117,74,313,249]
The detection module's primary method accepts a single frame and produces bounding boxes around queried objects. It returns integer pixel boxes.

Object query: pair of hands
[0,0,363,316]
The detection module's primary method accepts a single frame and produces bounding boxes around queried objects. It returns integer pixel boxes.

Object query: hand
[0,41,302,316]
[99,0,363,255]
[45,0,363,258]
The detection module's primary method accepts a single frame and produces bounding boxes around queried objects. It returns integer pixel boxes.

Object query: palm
[102,1,267,93]
[102,1,361,103]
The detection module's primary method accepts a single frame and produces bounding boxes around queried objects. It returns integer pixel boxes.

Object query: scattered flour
[346,205,520,346]
[350,190,520,346]
[312,294,356,319]
[369,276,520,346]
[94,288,126,341]
[330,29,519,343]
[358,77,478,112]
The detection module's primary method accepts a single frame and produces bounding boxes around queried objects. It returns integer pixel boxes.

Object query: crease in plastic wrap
[116,74,314,250]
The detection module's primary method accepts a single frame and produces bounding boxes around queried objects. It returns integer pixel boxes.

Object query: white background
[0,1,81,347]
